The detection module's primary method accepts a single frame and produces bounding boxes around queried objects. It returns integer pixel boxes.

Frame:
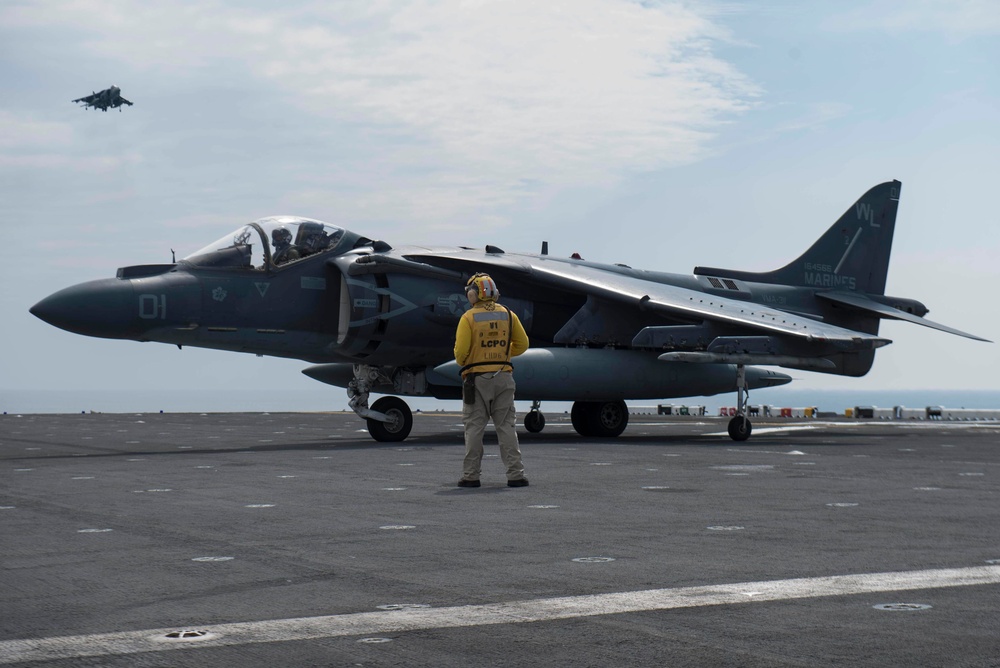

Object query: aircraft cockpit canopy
[182,216,359,270]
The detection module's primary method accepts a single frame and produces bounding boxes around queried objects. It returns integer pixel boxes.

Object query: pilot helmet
[466,273,499,302]
[272,228,292,245]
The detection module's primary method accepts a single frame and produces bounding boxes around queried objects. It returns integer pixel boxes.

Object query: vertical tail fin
[695,180,901,295]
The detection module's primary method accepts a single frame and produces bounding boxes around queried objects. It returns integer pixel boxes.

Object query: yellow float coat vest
[455,303,528,376]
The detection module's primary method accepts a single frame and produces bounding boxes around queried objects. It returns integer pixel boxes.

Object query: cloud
[258,2,758,175]
[4,0,759,227]
[0,111,73,149]
[0,111,141,173]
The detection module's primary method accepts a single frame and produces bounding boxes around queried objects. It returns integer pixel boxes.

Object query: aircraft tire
[524,410,545,433]
[727,416,752,441]
[571,401,629,437]
[592,400,629,437]
[367,396,413,442]
[571,401,596,437]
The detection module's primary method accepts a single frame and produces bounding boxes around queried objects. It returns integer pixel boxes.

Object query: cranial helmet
[272,227,292,245]
[466,273,499,302]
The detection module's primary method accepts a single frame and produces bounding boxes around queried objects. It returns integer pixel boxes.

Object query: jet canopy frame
[182,217,348,271]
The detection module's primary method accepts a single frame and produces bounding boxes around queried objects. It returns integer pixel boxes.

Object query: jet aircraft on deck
[31,181,988,442]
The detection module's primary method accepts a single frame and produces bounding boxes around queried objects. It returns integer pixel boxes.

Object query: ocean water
[2,388,999,416]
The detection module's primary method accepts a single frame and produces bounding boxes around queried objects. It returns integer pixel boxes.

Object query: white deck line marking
[2,566,998,664]
[706,425,829,436]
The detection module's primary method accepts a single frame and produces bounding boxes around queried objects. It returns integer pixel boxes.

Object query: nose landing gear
[347,364,414,442]
[366,396,414,442]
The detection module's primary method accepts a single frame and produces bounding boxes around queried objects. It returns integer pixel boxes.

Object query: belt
[461,362,514,374]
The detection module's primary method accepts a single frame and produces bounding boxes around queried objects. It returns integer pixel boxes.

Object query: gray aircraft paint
[30,184,987,442]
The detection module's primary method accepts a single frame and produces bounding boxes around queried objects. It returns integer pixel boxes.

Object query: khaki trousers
[462,372,525,481]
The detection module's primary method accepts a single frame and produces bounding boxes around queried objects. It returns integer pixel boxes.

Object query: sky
[2,0,998,408]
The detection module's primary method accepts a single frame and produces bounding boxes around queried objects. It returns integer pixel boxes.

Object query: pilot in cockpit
[271,227,300,266]
[297,225,344,257]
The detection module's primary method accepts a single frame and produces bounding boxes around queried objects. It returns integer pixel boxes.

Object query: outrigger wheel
[727,363,752,442]
[727,415,752,441]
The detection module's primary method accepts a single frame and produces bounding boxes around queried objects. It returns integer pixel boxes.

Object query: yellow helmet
[466,273,499,302]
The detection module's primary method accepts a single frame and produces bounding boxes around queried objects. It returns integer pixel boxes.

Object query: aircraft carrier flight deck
[2,412,999,667]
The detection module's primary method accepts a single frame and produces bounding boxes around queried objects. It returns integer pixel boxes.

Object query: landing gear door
[338,272,351,345]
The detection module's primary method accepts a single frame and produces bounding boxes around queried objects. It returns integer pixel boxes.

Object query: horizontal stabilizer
[818,291,990,342]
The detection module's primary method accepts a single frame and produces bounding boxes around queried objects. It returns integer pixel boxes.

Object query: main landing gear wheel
[366,396,413,442]
[571,400,629,438]
[571,401,595,436]
[524,410,545,433]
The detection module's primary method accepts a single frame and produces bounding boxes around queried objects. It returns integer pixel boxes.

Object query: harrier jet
[72,85,133,112]
[30,181,987,442]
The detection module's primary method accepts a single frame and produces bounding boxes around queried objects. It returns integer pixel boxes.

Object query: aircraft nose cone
[31,279,138,339]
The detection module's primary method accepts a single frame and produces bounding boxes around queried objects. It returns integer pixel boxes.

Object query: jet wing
[119,97,133,106]
[404,250,890,349]
[817,291,990,342]
[72,93,98,104]
[523,259,889,348]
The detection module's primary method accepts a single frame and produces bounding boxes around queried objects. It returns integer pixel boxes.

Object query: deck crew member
[454,273,530,488]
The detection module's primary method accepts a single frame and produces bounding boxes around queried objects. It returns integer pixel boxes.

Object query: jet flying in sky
[72,85,133,112]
